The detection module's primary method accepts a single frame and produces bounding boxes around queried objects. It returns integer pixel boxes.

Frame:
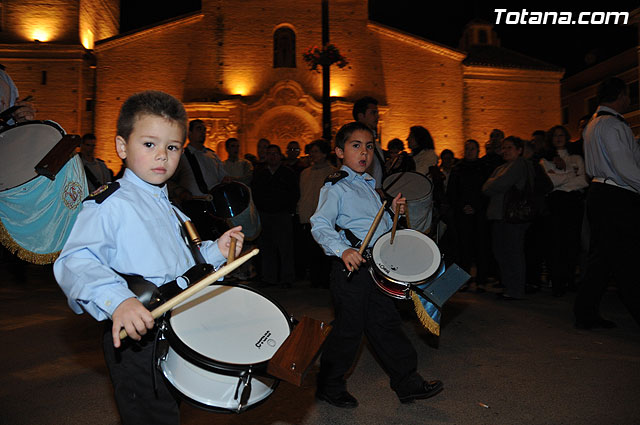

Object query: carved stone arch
[247,80,323,153]
[252,105,321,151]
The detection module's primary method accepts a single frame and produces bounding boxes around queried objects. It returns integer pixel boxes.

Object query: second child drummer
[310,121,443,408]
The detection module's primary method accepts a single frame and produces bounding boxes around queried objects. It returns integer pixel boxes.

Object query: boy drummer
[310,121,443,408]
[54,91,243,424]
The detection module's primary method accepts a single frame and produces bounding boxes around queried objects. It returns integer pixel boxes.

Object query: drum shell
[369,229,443,299]
[382,172,433,233]
[210,182,261,240]
[158,284,292,412]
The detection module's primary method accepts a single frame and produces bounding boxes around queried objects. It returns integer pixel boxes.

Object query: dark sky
[120,1,639,77]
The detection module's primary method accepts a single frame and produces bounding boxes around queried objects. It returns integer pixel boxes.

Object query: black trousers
[318,260,423,395]
[547,190,584,293]
[574,183,640,326]
[102,325,180,425]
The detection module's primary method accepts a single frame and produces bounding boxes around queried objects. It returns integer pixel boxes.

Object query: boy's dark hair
[311,138,331,156]
[117,91,187,141]
[409,125,435,150]
[352,96,378,121]
[225,137,239,150]
[387,138,405,151]
[334,121,373,150]
[597,77,627,104]
[82,133,96,143]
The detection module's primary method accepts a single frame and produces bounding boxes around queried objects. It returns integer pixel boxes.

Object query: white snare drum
[0,120,65,191]
[383,172,433,233]
[369,229,443,299]
[159,284,292,413]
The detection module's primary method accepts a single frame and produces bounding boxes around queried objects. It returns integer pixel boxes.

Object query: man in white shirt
[574,77,640,330]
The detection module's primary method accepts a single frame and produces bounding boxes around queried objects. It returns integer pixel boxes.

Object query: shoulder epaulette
[324,170,348,185]
[84,182,120,204]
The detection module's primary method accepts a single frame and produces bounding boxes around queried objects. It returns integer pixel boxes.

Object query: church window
[274,27,296,68]
[478,29,488,45]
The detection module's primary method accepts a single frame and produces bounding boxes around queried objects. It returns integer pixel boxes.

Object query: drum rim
[371,229,441,284]
[382,171,434,199]
[162,283,293,377]
[0,120,66,191]
[160,348,280,414]
[371,255,446,299]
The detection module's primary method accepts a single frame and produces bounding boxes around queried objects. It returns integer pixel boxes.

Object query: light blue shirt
[54,168,226,321]
[310,165,392,258]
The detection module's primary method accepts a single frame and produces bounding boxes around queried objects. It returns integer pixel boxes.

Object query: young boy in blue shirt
[54,91,243,424]
[311,121,443,408]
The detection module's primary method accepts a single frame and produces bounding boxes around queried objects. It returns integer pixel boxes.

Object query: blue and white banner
[0,155,87,263]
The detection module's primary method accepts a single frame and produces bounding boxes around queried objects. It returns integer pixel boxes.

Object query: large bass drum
[369,229,444,299]
[382,172,433,233]
[158,284,292,413]
[0,121,87,263]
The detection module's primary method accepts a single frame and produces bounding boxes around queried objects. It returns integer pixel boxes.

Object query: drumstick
[228,237,237,263]
[119,248,259,340]
[359,200,387,255]
[390,203,400,245]
[345,200,388,279]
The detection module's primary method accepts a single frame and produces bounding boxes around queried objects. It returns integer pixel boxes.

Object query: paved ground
[1,260,639,425]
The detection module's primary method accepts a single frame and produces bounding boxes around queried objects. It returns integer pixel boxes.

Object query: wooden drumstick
[346,200,388,278]
[119,248,259,340]
[390,203,400,245]
[359,200,388,255]
[228,237,237,263]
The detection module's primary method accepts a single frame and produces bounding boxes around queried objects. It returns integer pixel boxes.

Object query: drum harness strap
[184,147,210,195]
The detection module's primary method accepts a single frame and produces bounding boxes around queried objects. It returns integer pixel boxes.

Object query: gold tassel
[0,220,60,265]
[411,291,440,336]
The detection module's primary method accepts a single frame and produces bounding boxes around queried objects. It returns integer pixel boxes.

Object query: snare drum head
[168,284,291,366]
[382,172,433,201]
[372,229,440,283]
[0,121,65,191]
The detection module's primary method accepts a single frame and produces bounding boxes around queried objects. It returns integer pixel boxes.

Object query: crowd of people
[0,62,634,423]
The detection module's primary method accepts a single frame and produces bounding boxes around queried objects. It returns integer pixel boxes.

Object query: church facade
[0,1,563,171]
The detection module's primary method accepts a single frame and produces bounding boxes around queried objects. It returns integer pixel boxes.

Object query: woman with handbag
[482,136,535,299]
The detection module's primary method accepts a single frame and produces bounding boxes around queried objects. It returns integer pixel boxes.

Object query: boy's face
[336,129,374,174]
[115,114,184,186]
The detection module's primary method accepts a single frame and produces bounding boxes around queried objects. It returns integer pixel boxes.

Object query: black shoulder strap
[184,148,210,194]
[324,170,348,185]
[84,182,120,204]
[596,110,628,125]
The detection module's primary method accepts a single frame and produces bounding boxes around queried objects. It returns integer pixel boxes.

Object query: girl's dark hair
[409,125,435,150]
[334,121,373,149]
[543,125,571,160]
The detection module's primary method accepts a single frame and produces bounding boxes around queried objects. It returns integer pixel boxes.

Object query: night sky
[120,1,639,77]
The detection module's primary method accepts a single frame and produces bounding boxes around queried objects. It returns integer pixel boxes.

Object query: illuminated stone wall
[464,67,563,150]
